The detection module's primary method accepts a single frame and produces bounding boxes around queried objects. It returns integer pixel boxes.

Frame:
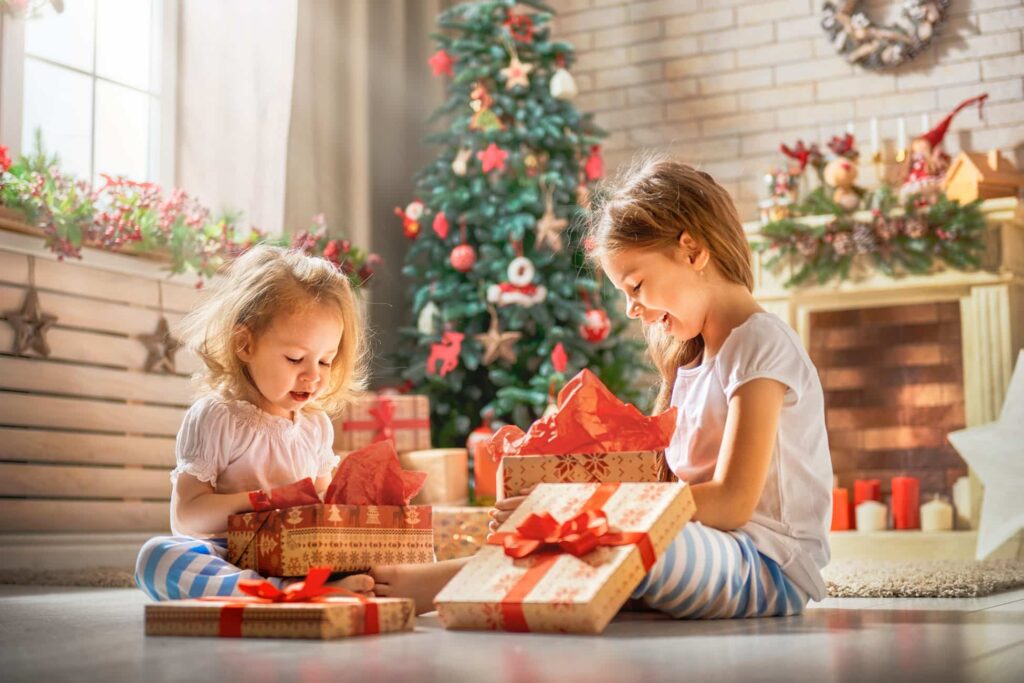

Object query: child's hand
[328,573,375,597]
[487,486,535,534]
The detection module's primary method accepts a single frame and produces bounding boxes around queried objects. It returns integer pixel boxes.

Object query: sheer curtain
[284,0,447,383]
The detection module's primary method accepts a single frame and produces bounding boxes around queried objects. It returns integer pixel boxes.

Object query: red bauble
[580,308,611,343]
[450,244,477,272]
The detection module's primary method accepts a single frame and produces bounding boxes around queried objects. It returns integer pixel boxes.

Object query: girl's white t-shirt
[667,312,832,600]
[170,395,338,537]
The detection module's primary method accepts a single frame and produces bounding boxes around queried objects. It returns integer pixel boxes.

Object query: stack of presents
[145,370,696,638]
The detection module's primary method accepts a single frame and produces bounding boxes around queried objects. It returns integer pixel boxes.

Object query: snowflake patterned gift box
[333,392,431,453]
[145,568,415,640]
[497,451,673,501]
[227,503,434,576]
[434,481,696,634]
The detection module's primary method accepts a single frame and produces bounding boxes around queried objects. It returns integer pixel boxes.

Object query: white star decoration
[948,351,1024,559]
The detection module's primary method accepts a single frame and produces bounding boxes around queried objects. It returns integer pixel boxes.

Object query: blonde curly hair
[177,245,368,415]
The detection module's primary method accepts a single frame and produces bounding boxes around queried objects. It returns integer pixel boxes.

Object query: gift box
[434,481,696,634]
[228,441,434,576]
[334,393,431,453]
[145,568,414,640]
[498,450,673,500]
[400,448,469,505]
[433,505,491,561]
[487,369,678,500]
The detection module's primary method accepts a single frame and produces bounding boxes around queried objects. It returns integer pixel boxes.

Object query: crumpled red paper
[324,440,427,506]
[249,477,321,512]
[485,368,677,460]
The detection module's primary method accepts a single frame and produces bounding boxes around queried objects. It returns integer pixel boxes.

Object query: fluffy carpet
[3,560,1024,599]
[823,559,1024,598]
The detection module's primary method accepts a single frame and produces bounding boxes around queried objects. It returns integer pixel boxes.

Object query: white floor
[1,585,1022,683]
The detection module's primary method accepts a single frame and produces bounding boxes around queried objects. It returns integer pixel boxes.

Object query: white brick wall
[550,0,1024,220]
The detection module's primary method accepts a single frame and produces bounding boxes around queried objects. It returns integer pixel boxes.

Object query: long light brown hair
[586,154,753,413]
[177,245,368,415]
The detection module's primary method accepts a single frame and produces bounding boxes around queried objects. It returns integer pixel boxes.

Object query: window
[0,0,176,185]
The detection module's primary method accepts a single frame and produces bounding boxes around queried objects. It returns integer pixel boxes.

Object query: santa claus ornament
[901,93,988,204]
[394,200,424,239]
[487,255,547,308]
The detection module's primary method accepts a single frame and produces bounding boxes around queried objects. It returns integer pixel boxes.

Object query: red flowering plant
[0,137,379,287]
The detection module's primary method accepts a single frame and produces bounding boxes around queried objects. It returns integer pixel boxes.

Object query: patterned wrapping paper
[227,504,434,576]
[432,506,492,561]
[434,482,696,634]
[145,596,415,640]
[400,448,469,505]
[333,394,431,453]
[497,450,674,500]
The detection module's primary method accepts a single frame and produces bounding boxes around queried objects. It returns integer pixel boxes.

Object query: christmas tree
[396,0,644,448]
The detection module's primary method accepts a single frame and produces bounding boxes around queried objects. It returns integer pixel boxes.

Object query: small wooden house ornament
[942,150,1024,204]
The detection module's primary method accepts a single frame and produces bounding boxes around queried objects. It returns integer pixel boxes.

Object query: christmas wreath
[756,188,986,287]
[821,0,949,70]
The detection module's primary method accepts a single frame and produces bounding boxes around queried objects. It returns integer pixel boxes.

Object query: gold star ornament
[5,287,57,358]
[535,203,568,252]
[500,55,533,90]
[474,307,521,365]
[138,316,180,374]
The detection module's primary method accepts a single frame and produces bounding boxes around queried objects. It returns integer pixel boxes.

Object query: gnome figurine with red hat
[900,93,988,204]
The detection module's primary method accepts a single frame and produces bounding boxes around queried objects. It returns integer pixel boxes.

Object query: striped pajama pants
[632,522,809,619]
[135,536,287,601]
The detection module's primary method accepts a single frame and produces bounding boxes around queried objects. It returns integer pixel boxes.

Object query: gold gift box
[334,394,431,453]
[400,448,469,505]
[433,505,491,561]
[497,450,673,500]
[434,482,695,634]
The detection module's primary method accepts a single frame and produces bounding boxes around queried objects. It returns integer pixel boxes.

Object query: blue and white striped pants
[135,536,287,601]
[632,522,808,619]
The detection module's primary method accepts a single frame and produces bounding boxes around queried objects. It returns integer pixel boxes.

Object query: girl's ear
[235,325,255,362]
[678,231,711,272]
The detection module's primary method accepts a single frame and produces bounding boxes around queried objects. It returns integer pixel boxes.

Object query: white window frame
[0,0,178,186]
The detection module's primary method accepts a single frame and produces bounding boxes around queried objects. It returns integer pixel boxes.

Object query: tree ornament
[576,180,591,210]
[138,316,180,374]
[580,307,611,343]
[477,143,509,174]
[550,55,578,100]
[426,331,464,378]
[394,200,424,239]
[428,49,455,77]
[5,281,57,358]
[821,1,949,70]
[469,82,504,132]
[499,37,533,91]
[551,342,568,374]
[503,12,534,42]
[900,93,988,204]
[417,301,440,336]
[535,183,567,252]
[584,145,604,181]
[524,153,540,177]
[487,255,547,308]
[450,244,477,273]
[432,211,450,239]
[451,147,472,176]
[474,305,521,366]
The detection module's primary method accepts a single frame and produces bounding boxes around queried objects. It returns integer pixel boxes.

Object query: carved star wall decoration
[475,308,521,366]
[138,316,180,374]
[5,286,57,358]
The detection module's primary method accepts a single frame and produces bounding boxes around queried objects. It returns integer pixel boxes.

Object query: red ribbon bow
[369,396,396,443]
[199,567,379,637]
[490,509,617,559]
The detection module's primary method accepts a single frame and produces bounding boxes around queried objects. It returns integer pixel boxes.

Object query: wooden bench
[0,225,202,569]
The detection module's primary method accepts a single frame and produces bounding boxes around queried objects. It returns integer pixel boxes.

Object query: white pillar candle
[846,121,855,135]
[920,112,929,133]
[952,476,972,530]
[897,118,907,150]
[855,500,887,532]
[870,117,879,153]
[920,496,953,532]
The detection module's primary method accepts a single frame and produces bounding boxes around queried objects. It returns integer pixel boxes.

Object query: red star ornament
[428,49,454,77]
[477,143,509,173]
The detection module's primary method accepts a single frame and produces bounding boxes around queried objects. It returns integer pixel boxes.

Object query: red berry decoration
[450,244,477,273]
[580,308,611,343]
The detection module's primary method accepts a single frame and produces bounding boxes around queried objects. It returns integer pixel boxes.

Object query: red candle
[891,477,920,530]
[852,479,882,530]
[831,488,851,531]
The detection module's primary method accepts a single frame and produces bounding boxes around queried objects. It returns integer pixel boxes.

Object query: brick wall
[809,302,968,500]
[550,0,1024,220]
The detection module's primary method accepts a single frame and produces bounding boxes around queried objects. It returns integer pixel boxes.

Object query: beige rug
[823,559,1024,598]
[0,568,136,588]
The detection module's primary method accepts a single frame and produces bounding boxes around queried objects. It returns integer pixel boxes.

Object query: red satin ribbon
[342,396,429,442]
[484,482,656,632]
[199,567,380,637]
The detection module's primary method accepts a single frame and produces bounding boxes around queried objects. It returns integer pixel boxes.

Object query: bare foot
[327,573,374,596]
[371,558,470,615]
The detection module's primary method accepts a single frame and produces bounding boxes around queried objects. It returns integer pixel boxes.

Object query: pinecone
[832,231,854,257]
[796,233,819,257]
[904,217,929,239]
[873,215,899,242]
[852,222,876,254]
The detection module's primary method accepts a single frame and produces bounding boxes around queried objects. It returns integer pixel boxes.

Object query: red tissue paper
[324,440,427,506]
